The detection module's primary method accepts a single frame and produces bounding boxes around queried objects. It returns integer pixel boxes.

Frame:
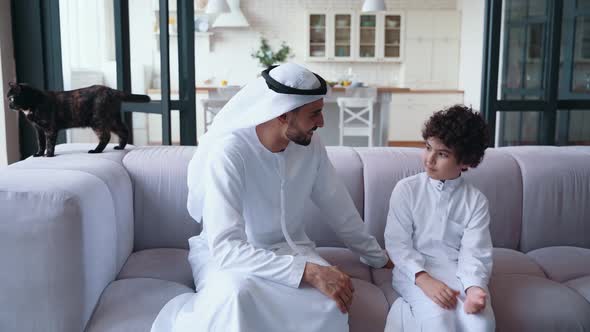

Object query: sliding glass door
[59,0,196,146]
[482,0,590,146]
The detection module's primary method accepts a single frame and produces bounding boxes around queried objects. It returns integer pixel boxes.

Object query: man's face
[423,137,468,180]
[285,99,325,146]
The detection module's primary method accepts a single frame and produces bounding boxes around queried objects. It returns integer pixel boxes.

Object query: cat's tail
[122,93,151,103]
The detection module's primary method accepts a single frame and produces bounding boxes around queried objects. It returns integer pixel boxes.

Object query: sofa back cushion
[357,147,524,250]
[303,146,365,247]
[502,146,590,252]
[356,148,424,247]
[123,146,365,250]
[123,146,201,250]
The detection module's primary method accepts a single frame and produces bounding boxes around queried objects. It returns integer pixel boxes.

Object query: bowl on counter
[386,20,399,28]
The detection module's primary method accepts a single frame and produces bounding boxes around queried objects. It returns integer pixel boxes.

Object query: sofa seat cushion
[370,248,544,308]
[87,277,385,332]
[490,274,590,332]
[317,247,372,282]
[370,268,401,306]
[492,248,545,277]
[349,278,389,332]
[118,249,194,289]
[527,246,590,282]
[85,278,193,332]
[566,276,590,302]
[118,247,372,288]
[86,278,389,332]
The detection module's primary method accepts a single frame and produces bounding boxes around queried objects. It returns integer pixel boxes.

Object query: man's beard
[286,123,316,146]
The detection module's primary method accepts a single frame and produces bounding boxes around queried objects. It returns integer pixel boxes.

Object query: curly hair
[422,104,489,169]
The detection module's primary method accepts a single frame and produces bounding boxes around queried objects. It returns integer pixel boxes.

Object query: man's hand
[464,286,487,314]
[415,271,459,310]
[303,262,354,313]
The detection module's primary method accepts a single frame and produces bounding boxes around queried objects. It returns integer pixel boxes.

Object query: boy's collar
[428,175,463,192]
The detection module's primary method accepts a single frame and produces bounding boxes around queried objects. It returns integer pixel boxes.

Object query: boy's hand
[464,286,487,314]
[415,272,459,309]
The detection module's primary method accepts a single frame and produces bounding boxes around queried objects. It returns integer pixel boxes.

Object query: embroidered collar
[428,175,463,192]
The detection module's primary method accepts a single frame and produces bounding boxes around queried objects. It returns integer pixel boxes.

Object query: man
[152,63,393,332]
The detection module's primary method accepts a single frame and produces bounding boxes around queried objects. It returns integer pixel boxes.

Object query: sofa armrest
[0,168,129,332]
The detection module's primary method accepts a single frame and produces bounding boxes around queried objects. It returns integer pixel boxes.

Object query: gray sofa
[1,143,589,332]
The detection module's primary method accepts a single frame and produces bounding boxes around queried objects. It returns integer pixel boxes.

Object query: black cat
[6,83,150,157]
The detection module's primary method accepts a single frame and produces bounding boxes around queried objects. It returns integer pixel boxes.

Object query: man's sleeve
[456,194,493,291]
[310,142,388,268]
[384,182,426,283]
[200,147,307,288]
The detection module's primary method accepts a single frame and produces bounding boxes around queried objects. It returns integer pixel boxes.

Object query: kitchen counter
[148,87,464,94]
[147,87,465,146]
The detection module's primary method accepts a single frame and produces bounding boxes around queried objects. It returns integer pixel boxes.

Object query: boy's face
[423,137,469,181]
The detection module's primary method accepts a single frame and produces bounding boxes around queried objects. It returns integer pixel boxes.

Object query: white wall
[59,0,463,90]
[0,0,20,166]
[59,0,467,144]
[458,0,485,110]
[141,0,460,89]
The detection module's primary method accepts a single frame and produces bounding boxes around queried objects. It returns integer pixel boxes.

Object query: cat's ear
[8,82,21,92]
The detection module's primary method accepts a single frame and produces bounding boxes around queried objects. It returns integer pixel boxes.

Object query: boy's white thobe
[384,172,495,332]
[152,127,387,332]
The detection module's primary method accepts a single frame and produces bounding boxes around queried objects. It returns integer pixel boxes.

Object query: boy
[384,105,495,332]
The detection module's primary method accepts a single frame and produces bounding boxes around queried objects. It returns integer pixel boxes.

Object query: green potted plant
[251,37,293,69]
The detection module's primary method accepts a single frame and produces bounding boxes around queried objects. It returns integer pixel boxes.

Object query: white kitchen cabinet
[403,10,461,89]
[433,11,461,40]
[388,92,464,142]
[432,39,460,88]
[403,39,432,87]
[305,11,403,62]
[405,11,432,40]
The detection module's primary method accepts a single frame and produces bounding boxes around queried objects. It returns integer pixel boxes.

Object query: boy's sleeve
[385,181,425,283]
[456,194,493,291]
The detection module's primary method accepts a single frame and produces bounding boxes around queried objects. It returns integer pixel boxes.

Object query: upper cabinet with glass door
[305,11,403,62]
[358,14,377,60]
[383,14,402,60]
[307,13,328,60]
[358,12,403,62]
[306,12,354,61]
[334,14,354,60]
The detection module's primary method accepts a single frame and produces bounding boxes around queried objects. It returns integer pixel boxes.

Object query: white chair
[201,99,230,132]
[337,96,376,147]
